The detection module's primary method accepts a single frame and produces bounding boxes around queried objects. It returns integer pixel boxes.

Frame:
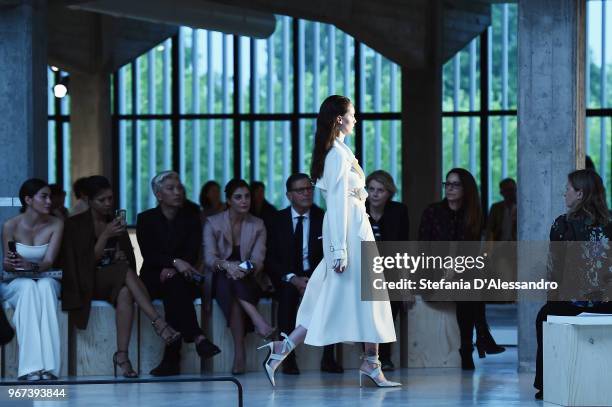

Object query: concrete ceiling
[65,0,277,39]
[48,1,177,74]
[46,0,491,73]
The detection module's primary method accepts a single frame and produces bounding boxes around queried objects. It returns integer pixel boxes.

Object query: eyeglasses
[290,186,314,195]
[443,182,463,190]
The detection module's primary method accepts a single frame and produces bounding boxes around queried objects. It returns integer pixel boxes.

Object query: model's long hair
[446,168,482,239]
[567,169,610,226]
[310,95,352,182]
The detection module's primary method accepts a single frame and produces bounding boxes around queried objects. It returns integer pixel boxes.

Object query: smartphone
[115,209,127,225]
[7,241,16,253]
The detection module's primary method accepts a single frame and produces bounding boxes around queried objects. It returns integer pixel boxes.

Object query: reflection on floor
[1,347,545,407]
[488,303,518,346]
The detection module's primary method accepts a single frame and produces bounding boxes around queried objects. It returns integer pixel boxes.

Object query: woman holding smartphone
[62,176,181,378]
[1,178,64,381]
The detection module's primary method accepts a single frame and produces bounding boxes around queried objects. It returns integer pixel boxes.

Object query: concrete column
[400,0,443,369]
[517,0,585,372]
[403,0,443,240]
[0,0,48,221]
[403,67,443,239]
[69,72,112,181]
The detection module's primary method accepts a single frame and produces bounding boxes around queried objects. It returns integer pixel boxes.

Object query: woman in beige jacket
[203,178,275,374]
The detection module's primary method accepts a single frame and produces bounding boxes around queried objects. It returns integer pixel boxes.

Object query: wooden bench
[544,320,612,406]
[407,298,461,368]
[70,300,138,376]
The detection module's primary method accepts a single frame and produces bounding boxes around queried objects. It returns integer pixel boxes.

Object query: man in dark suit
[265,173,343,375]
[137,171,220,376]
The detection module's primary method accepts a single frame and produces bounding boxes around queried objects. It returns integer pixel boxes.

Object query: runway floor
[0,347,550,407]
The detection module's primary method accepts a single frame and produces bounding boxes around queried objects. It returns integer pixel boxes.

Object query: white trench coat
[295,138,397,346]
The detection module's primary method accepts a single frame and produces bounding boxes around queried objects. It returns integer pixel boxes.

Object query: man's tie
[294,215,304,275]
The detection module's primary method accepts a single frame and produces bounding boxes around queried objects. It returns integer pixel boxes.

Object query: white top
[16,242,49,263]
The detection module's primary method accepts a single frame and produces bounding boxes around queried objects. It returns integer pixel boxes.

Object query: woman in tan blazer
[203,178,275,374]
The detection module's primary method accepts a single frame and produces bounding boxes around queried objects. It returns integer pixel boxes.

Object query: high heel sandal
[152,317,181,345]
[257,332,295,386]
[358,355,401,388]
[113,351,138,378]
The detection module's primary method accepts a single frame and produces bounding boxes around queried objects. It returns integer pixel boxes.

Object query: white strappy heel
[257,332,296,386]
[359,355,401,387]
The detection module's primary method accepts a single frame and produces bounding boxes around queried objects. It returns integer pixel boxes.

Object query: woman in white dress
[258,95,400,387]
[1,179,64,381]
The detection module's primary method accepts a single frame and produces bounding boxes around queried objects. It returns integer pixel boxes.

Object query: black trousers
[276,281,336,364]
[379,301,401,362]
[455,301,488,349]
[534,301,612,391]
[142,273,202,343]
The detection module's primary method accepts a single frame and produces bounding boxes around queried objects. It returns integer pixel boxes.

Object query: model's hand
[333,258,347,274]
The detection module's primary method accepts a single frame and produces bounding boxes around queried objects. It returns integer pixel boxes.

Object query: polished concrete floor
[0,347,552,407]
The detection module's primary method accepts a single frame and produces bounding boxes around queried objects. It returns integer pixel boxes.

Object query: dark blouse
[228,245,241,262]
[365,200,410,242]
[548,214,612,305]
[418,199,480,242]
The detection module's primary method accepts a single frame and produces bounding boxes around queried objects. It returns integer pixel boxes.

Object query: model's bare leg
[359,342,401,386]
[267,325,307,370]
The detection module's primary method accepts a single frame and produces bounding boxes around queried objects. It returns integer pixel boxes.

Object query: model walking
[258,95,400,387]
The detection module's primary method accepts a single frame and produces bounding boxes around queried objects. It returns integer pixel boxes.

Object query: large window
[586,0,612,201]
[114,17,402,224]
[442,3,517,209]
[47,67,72,206]
[443,1,612,209]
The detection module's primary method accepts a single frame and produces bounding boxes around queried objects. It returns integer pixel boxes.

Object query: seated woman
[534,169,612,400]
[199,180,226,222]
[1,179,63,381]
[365,170,410,371]
[61,176,180,378]
[203,178,275,374]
